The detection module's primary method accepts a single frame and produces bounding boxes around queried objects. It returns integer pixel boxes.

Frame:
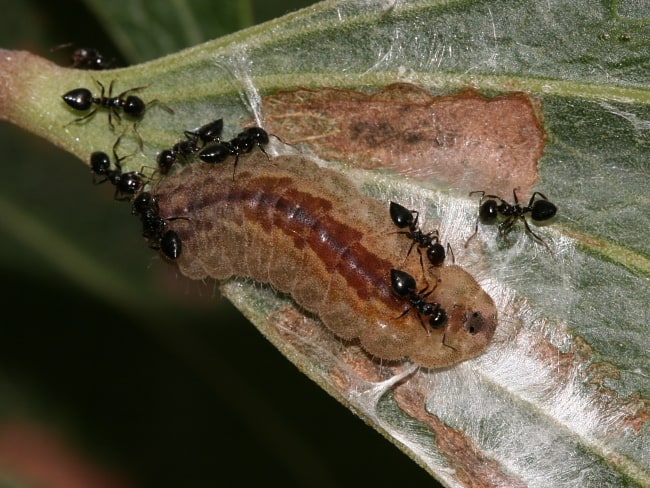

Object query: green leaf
[1,0,649,487]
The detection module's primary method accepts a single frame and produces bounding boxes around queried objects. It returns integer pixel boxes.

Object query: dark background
[0,0,440,486]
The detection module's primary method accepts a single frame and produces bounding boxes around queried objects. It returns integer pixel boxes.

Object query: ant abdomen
[530,198,557,222]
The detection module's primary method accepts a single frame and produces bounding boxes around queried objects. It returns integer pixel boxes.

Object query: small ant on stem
[89,136,145,201]
[62,79,172,129]
[465,189,557,251]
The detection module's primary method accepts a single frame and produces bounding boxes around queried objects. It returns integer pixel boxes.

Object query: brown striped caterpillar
[152,153,497,368]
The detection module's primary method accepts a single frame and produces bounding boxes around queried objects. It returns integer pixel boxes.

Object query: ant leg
[415,247,429,288]
[466,190,491,247]
[484,194,506,205]
[498,217,516,239]
[405,239,417,259]
[465,218,480,248]
[395,307,410,320]
[441,331,458,351]
[512,188,520,204]
[521,217,552,252]
[146,98,175,114]
[95,79,107,98]
[419,278,439,299]
[111,132,137,169]
[112,135,123,168]
[257,144,271,160]
[528,191,549,207]
[108,108,123,129]
[446,243,455,264]
[232,155,240,181]
[115,84,148,99]
[132,123,144,151]
[65,109,98,126]
[270,133,296,149]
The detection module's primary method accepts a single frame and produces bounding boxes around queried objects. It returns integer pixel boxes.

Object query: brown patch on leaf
[393,376,527,488]
[264,83,545,195]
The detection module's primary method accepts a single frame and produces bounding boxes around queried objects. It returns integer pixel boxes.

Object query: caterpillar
[152,153,497,368]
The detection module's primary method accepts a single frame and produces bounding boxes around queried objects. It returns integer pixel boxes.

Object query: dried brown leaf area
[264,83,545,195]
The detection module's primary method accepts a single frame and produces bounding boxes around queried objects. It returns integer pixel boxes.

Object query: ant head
[478,199,499,223]
[132,191,158,216]
[118,172,144,195]
[90,152,111,175]
[157,150,176,174]
[124,96,146,117]
[245,126,269,145]
[389,202,415,229]
[62,88,93,111]
[390,269,416,297]
[426,242,446,267]
[429,309,447,329]
[530,199,557,222]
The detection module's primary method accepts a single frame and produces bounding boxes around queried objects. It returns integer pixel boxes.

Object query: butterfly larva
[152,153,497,368]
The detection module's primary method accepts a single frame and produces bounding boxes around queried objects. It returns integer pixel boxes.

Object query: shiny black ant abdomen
[389,202,447,267]
[465,189,557,250]
[132,192,183,260]
[160,231,182,260]
[198,126,270,174]
[188,118,225,146]
[157,118,224,174]
[390,269,447,331]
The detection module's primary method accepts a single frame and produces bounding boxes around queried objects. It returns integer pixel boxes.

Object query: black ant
[198,126,270,177]
[51,44,115,70]
[465,189,557,250]
[157,118,224,174]
[390,269,447,332]
[89,137,144,200]
[132,192,184,260]
[71,47,114,70]
[62,79,171,128]
[389,202,448,267]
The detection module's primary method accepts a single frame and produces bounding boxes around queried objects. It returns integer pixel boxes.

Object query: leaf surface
[0,0,648,486]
